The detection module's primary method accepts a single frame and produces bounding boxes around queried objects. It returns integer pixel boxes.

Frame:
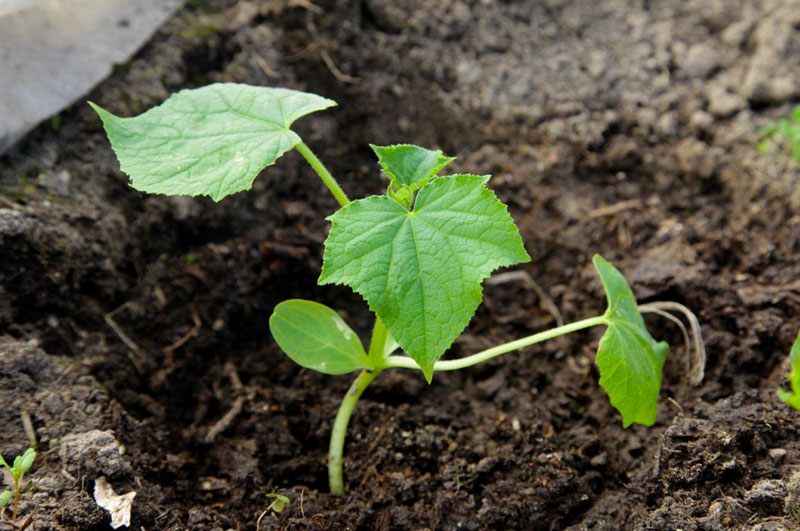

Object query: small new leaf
[11,456,22,478]
[19,448,35,475]
[0,491,11,509]
[593,255,669,428]
[266,493,289,513]
[90,84,336,201]
[320,174,530,381]
[777,330,800,411]
[371,144,456,190]
[269,300,371,375]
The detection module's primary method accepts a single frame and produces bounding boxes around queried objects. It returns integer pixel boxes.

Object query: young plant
[92,84,682,496]
[756,106,800,162]
[265,493,289,514]
[256,493,291,531]
[0,447,36,522]
[778,330,800,410]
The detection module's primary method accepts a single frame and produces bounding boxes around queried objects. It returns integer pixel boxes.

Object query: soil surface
[2,0,800,529]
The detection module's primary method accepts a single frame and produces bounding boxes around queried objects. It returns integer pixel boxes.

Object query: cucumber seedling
[0,447,36,522]
[92,84,697,495]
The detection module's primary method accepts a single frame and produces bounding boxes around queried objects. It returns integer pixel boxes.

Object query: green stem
[12,477,18,522]
[383,315,608,371]
[367,318,389,360]
[328,368,382,496]
[294,139,388,496]
[329,318,392,496]
[295,141,350,207]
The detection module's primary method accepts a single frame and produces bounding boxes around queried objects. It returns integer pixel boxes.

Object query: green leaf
[792,143,800,163]
[90,84,336,201]
[0,491,11,509]
[779,118,793,138]
[269,299,371,375]
[19,448,35,474]
[778,330,800,411]
[266,493,290,513]
[320,174,530,381]
[791,106,800,123]
[593,255,669,428]
[370,144,456,190]
[383,330,401,357]
[757,123,778,138]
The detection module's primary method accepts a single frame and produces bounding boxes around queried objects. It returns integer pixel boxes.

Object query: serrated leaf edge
[319,174,530,381]
[370,143,457,190]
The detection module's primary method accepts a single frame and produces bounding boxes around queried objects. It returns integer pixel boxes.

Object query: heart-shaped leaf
[320,174,530,381]
[90,84,336,201]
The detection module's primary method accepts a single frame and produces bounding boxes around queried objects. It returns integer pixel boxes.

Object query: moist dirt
[1,1,800,529]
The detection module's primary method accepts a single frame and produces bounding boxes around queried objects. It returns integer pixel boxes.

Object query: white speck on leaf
[334,318,353,340]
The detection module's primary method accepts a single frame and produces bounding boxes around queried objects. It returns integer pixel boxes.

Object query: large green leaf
[320,174,530,381]
[90,84,336,201]
[778,330,800,411]
[370,144,455,190]
[269,299,370,375]
[593,255,669,428]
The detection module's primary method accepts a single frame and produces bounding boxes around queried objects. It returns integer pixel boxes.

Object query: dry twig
[104,302,146,374]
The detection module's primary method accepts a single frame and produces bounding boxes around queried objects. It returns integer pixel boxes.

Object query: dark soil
[1,0,800,529]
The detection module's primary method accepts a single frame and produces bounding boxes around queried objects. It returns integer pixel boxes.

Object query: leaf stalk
[382,315,608,372]
[295,141,350,207]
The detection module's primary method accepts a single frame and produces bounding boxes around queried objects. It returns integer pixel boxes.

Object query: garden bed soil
[1,0,800,529]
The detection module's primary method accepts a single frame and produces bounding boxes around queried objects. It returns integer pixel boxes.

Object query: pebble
[60,430,133,479]
[768,448,787,462]
[748,76,798,105]
[689,110,713,133]
[707,85,746,118]
[744,479,787,514]
[682,43,718,78]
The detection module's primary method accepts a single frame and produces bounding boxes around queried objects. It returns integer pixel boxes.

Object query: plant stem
[383,315,608,371]
[294,138,389,496]
[295,141,350,207]
[328,368,382,496]
[367,317,389,359]
[12,477,18,522]
[329,317,393,495]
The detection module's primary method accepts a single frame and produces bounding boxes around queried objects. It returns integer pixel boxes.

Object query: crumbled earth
[1,0,799,529]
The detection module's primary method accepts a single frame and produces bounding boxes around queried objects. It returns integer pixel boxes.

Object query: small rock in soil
[681,42,719,78]
[60,429,133,480]
[697,496,749,529]
[783,470,800,523]
[745,479,788,516]
[0,209,29,237]
[768,448,787,463]
[707,84,746,118]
